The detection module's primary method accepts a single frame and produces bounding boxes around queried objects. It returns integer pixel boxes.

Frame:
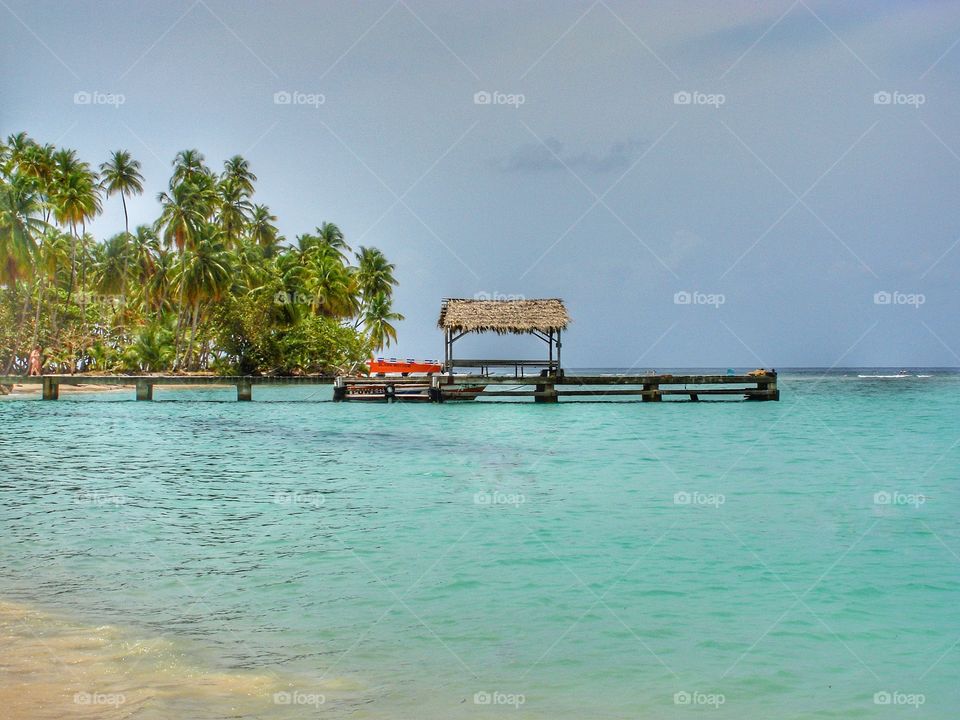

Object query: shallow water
[1,370,958,718]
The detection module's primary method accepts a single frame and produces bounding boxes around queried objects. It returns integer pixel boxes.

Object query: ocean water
[0,370,958,719]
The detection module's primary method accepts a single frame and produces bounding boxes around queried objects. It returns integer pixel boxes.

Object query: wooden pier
[334,372,779,402]
[0,375,333,401]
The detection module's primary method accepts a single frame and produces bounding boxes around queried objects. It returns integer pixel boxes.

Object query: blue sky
[3,0,959,367]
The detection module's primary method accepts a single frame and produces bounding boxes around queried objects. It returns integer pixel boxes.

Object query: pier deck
[334,373,779,403]
[0,375,334,401]
[1,372,779,402]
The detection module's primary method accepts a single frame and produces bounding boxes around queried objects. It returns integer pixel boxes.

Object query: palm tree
[223,155,257,196]
[0,174,46,284]
[355,246,397,300]
[171,149,208,185]
[175,231,232,368]
[156,181,212,253]
[99,150,144,237]
[248,204,279,255]
[362,292,403,350]
[315,221,349,260]
[51,160,101,301]
[216,177,252,247]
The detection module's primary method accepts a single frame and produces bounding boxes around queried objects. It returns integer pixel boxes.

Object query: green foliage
[0,131,403,375]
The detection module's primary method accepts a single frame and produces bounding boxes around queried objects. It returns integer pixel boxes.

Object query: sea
[0,369,957,718]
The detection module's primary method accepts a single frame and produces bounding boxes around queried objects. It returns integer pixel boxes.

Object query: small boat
[343,357,485,401]
[368,357,442,375]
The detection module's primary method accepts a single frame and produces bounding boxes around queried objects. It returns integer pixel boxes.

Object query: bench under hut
[438,298,570,375]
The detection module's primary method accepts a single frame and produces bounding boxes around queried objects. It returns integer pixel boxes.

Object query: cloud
[500,137,648,174]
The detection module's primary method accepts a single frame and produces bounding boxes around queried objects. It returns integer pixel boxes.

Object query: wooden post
[642,382,661,402]
[534,381,558,403]
[429,375,443,403]
[41,377,59,400]
[237,380,252,401]
[136,380,153,401]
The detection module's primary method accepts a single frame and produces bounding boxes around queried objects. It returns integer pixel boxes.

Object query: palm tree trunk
[187,298,200,370]
[172,284,186,371]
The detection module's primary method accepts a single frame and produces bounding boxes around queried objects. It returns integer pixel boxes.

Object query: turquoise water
[1,371,958,718]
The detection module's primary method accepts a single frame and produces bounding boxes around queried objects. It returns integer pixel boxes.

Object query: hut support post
[41,377,59,400]
[556,329,562,375]
[237,380,252,401]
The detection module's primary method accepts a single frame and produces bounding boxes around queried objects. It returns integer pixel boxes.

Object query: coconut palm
[216,177,252,247]
[0,174,46,284]
[249,204,279,255]
[355,246,397,300]
[223,155,257,197]
[99,150,144,237]
[362,292,403,350]
[51,160,101,300]
[175,231,232,368]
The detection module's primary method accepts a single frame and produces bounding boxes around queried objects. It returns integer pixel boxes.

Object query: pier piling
[41,377,58,400]
[136,381,154,401]
[237,381,253,401]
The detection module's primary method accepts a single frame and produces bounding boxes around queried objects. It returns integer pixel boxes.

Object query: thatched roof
[438,298,570,334]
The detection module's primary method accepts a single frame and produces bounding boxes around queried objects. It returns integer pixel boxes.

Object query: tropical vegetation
[0,132,402,375]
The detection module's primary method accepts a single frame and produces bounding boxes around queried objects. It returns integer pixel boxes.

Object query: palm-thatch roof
[438,298,570,335]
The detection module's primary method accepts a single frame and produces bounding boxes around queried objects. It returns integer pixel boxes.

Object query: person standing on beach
[28,347,42,376]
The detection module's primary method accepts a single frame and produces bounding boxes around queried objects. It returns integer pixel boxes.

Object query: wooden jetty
[333,298,779,403]
[334,372,778,402]
[0,375,333,401]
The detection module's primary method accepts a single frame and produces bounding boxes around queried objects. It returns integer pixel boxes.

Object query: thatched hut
[438,298,570,374]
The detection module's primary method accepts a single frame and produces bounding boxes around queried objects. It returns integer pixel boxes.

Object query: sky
[2,0,959,368]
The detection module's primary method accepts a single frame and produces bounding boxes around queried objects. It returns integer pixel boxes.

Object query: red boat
[368,357,442,375]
